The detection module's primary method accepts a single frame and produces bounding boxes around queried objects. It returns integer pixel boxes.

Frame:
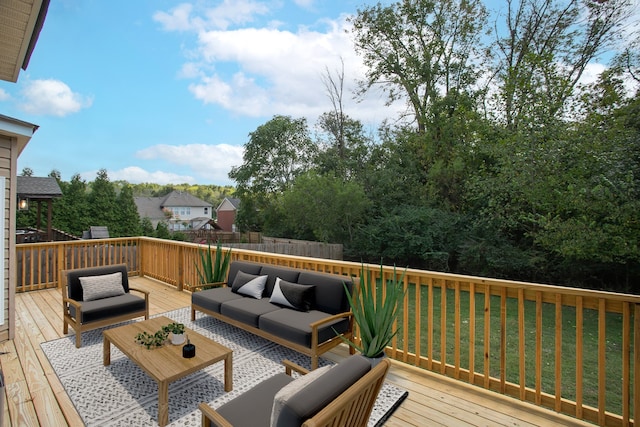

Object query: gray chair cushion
[297,271,352,314]
[192,287,242,314]
[220,298,280,327]
[275,355,371,426]
[259,309,350,347]
[70,293,146,323]
[216,373,293,427]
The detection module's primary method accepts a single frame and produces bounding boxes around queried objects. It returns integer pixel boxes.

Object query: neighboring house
[1,0,50,341]
[134,190,214,231]
[216,197,240,232]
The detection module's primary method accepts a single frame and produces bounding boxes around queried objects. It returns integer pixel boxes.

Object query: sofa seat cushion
[216,372,293,427]
[275,355,371,426]
[259,309,350,348]
[70,293,146,324]
[192,287,242,314]
[220,298,281,328]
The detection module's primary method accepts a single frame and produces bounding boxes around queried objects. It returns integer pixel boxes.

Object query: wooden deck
[0,276,595,426]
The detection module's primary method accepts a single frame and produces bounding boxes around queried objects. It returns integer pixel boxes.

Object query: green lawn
[392,283,632,416]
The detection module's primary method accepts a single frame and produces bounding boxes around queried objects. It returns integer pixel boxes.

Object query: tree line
[16,168,235,240]
[229,0,640,293]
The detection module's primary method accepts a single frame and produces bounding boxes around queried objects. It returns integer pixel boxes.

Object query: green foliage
[196,241,232,286]
[115,184,141,237]
[155,222,171,239]
[140,217,155,237]
[344,263,407,358]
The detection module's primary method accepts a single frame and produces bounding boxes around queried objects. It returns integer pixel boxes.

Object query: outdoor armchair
[62,264,149,347]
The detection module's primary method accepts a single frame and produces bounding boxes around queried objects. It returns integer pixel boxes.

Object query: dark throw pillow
[269,277,315,311]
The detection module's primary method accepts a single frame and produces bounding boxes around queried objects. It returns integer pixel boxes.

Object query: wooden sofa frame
[62,264,149,347]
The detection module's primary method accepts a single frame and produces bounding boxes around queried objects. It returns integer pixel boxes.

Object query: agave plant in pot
[344,262,407,365]
[195,240,232,290]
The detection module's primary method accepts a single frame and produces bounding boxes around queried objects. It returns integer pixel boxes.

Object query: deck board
[0,276,595,426]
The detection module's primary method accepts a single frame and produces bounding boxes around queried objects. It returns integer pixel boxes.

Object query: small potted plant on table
[162,322,186,345]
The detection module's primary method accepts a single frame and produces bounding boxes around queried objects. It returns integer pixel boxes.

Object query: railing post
[56,242,65,288]
[634,303,640,426]
[177,244,184,292]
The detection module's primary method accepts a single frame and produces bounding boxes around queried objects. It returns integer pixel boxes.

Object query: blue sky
[1,0,637,186]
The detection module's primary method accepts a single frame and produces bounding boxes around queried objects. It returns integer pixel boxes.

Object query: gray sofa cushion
[258,265,300,297]
[66,264,130,301]
[275,355,371,426]
[220,298,281,327]
[71,293,146,323]
[297,271,352,314]
[259,309,351,347]
[216,373,293,427]
[192,287,242,314]
[227,261,263,285]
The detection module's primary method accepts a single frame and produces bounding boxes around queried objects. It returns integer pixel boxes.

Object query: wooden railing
[15,237,639,426]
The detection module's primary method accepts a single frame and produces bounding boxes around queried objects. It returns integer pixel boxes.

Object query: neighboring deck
[1,276,594,426]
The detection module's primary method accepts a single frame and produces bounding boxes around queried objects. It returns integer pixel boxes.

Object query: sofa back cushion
[227,261,263,286]
[297,271,353,314]
[273,355,371,426]
[66,264,129,302]
[258,265,300,297]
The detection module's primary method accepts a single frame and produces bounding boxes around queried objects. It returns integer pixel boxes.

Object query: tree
[278,172,370,244]
[87,169,118,235]
[491,0,633,130]
[116,184,141,237]
[140,217,155,237]
[349,0,489,133]
[52,174,90,237]
[229,115,316,231]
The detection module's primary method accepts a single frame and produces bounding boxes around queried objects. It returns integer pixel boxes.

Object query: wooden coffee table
[103,316,232,426]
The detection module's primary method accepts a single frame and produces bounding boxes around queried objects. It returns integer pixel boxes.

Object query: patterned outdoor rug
[42,307,408,426]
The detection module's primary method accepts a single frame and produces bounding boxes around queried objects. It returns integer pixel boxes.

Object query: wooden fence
[14,237,640,426]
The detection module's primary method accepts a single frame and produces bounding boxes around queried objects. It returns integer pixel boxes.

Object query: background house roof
[17,176,62,200]
[0,0,50,82]
[216,197,240,211]
[161,191,212,208]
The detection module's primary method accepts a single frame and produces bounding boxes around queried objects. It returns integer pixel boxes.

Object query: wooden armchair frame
[200,358,391,427]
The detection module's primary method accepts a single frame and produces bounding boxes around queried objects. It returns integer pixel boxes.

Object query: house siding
[0,136,15,341]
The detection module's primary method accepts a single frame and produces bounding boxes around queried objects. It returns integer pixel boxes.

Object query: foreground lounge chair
[200,355,390,427]
[62,264,149,347]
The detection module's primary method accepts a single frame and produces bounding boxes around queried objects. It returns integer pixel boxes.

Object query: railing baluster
[555,293,562,412]
[518,288,525,400]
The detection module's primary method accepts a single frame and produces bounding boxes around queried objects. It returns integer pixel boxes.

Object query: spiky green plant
[344,262,407,358]
[195,241,232,288]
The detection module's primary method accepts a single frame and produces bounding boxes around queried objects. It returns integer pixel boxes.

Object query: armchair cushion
[274,355,371,426]
[79,272,125,301]
[70,293,147,323]
[270,365,331,426]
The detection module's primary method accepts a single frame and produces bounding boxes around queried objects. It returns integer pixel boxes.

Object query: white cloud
[0,88,10,102]
[136,143,244,183]
[154,0,270,32]
[18,79,92,117]
[185,19,404,124]
[103,166,196,185]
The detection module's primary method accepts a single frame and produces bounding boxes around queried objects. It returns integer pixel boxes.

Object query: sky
[1,0,637,186]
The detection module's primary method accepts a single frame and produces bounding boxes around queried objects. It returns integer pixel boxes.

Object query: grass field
[391,283,632,416]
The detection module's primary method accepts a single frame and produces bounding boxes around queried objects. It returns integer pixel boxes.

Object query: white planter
[171,333,185,345]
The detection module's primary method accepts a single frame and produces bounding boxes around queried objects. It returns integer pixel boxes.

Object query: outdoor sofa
[62,264,149,347]
[191,260,355,369]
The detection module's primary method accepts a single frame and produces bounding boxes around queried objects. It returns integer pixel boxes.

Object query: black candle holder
[182,335,195,358]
